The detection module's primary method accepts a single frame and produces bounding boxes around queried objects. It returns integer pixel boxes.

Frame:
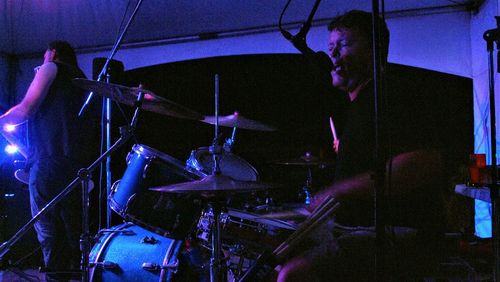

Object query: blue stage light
[5,144,19,155]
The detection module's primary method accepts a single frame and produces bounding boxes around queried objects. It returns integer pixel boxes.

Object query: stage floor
[0,268,80,282]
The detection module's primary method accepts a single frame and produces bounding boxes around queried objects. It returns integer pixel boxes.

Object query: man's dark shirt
[332,80,446,235]
[28,62,99,165]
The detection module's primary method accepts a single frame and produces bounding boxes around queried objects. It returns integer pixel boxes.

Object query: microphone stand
[483,17,500,282]
[0,90,146,282]
[78,0,144,229]
[280,0,321,54]
[371,1,387,281]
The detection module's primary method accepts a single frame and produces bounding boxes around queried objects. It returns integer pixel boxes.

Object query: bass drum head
[186,147,258,181]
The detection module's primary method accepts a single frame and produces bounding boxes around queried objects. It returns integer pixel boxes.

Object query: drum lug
[141,259,179,273]
[90,261,119,270]
[141,235,159,244]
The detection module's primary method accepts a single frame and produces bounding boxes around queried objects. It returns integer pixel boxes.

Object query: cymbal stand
[208,73,225,282]
[301,168,312,205]
[0,90,146,282]
[223,127,237,152]
[77,0,144,229]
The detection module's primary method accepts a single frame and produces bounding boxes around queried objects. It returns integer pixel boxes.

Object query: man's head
[44,40,78,66]
[327,10,389,92]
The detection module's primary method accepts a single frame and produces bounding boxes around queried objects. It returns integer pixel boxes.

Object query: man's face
[43,49,56,64]
[328,28,373,92]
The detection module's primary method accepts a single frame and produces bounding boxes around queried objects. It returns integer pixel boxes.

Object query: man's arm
[0,62,57,126]
[311,149,444,207]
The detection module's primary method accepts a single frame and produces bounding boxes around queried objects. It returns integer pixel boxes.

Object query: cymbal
[73,79,203,120]
[202,112,276,131]
[150,174,273,194]
[274,152,334,168]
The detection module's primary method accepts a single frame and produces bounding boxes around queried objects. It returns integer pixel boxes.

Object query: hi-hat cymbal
[202,112,276,131]
[150,174,273,194]
[73,78,203,120]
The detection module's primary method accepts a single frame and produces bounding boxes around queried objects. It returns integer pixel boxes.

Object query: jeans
[29,157,83,273]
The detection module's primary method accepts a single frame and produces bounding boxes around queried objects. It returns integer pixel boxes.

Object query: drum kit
[0,77,333,282]
[71,78,336,282]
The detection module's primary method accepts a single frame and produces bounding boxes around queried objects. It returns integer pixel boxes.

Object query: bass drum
[186,147,258,181]
[89,223,209,282]
[110,144,205,239]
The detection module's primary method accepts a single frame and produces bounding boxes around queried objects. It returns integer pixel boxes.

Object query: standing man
[277,10,447,281]
[0,41,98,280]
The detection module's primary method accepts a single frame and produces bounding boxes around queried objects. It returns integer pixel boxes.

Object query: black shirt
[333,81,446,233]
[28,62,99,165]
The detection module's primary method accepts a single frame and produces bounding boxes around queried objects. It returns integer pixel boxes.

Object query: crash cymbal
[73,78,203,120]
[150,174,273,194]
[202,112,276,131]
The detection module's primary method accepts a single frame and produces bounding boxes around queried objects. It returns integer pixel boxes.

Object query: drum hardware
[89,261,118,270]
[141,236,159,244]
[142,259,179,272]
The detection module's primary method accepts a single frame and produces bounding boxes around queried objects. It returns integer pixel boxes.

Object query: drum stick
[329,117,338,142]
[259,208,311,220]
[273,196,334,249]
[274,203,339,258]
[273,196,338,256]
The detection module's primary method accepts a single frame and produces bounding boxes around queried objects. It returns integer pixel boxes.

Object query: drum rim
[227,208,298,230]
[132,143,205,178]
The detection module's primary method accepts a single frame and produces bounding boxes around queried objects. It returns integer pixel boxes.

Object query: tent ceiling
[0,0,478,56]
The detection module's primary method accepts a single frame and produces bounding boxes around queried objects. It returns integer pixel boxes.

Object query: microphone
[281,0,322,54]
[484,27,500,43]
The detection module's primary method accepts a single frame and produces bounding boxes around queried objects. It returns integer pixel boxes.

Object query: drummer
[277,10,447,281]
[0,41,99,280]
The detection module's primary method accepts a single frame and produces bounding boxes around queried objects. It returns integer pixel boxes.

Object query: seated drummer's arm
[0,63,57,126]
[312,150,443,207]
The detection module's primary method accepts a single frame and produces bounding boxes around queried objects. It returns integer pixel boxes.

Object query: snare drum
[186,147,258,181]
[196,208,297,250]
[89,223,208,281]
[110,144,205,238]
[195,209,296,279]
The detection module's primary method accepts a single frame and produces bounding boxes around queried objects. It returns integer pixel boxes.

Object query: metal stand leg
[210,203,223,282]
[78,168,91,282]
